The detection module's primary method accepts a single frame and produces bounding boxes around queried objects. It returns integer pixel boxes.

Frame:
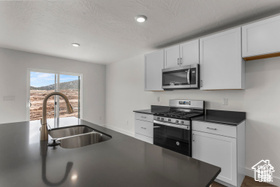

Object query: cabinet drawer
[135,120,153,138]
[192,121,236,138]
[135,113,153,122]
[135,133,153,144]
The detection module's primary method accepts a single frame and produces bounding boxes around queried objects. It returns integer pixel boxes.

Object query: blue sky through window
[30,72,78,87]
[60,74,78,83]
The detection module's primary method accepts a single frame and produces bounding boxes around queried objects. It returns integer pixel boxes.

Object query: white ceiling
[1,0,280,64]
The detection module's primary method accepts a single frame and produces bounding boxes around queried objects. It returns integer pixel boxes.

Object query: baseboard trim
[245,167,280,186]
[103,124,134,137]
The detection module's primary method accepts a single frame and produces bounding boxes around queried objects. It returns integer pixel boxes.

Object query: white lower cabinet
[192,121,245,187]
[134,113,153,144]
[192,131,237,185]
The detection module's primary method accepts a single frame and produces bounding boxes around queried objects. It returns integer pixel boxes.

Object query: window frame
[26,68,83,122]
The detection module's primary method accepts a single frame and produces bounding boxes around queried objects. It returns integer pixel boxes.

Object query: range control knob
[176,120,179,123]
[168,119,171,122]
[161,118,164,121]
[157,117,160,120]
[181,121,184,124]
[176,141,180,146]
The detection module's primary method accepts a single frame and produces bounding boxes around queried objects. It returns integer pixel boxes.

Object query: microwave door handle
[186,69,190,84]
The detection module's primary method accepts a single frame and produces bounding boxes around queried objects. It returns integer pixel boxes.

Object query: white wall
[106,54,280,185]
[0,48,106,125]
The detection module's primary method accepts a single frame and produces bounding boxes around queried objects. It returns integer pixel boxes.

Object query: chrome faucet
[40,92,73,141]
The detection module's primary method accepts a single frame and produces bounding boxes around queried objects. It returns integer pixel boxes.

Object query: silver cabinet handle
[176,141,180,146]
[141,127,146,130]
[207,127,217,130]
[200,80,203,87]
[180,58,183,65]
[141,116,146,119]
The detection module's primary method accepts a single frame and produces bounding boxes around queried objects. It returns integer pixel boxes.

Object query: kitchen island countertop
[0,118,220,187]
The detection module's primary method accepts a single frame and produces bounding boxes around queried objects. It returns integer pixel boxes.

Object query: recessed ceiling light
[135,15,147,23]
[72,43,80,47]
[71,174,78,180]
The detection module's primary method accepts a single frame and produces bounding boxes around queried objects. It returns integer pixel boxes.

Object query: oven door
[153,122,191,156]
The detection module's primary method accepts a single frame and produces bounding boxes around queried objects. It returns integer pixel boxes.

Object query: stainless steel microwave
[162,64,199,90]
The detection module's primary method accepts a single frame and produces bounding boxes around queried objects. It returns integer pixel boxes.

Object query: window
[28,70,82,126]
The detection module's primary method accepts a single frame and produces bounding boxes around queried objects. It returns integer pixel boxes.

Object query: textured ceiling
[1,0,280,64]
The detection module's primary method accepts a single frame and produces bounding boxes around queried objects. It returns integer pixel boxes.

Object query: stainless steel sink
[48,125,111,148]
[48,125,95,138]
[58,132,111,149]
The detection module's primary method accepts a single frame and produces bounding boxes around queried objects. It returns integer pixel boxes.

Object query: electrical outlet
[223,98,228,106]
[157,96,160,103]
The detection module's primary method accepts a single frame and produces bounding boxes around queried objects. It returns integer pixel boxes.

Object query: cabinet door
[242,15,280,58]
[135,120,153,138]
[192,131,237,186]
[145,50,164,91]
[200,27,244,90]
[180,39,199,66]
[165,45,180,68]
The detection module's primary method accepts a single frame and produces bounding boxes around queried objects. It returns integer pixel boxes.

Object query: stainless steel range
[153,99,205,157]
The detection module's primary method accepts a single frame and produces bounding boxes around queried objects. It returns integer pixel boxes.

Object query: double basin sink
[48,125,111,149]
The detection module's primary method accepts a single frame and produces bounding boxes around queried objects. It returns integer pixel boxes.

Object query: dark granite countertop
[192,110,246,126]
[133,109,154,114]
[133,105,170,115]
[0,118,220,187]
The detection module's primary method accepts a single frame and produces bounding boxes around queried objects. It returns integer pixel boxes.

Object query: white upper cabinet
[242,15,280,59]
[165,45,180,68]
[200,27,244,90]
[165,40,199,68]
[145,50,164,91]
[180,40,199,66]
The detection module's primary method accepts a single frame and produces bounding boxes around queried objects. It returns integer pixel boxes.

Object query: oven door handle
[154,120,189,130]
[154,126,161,129]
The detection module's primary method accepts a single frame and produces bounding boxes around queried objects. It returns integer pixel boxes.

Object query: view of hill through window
[30,72,80,121]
